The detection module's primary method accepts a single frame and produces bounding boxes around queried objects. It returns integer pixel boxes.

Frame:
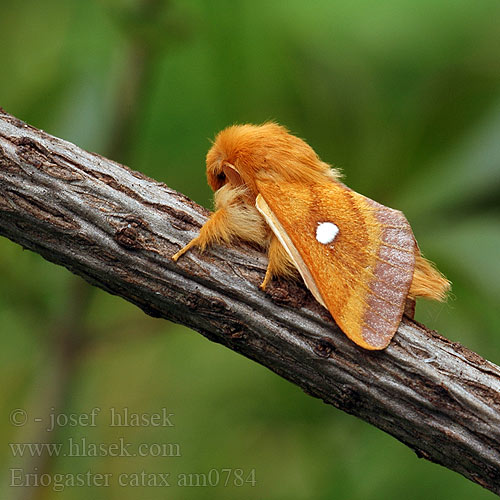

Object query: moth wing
[255,180,416,350]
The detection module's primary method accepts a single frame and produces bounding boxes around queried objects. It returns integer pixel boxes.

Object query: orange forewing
[256,179,416,349]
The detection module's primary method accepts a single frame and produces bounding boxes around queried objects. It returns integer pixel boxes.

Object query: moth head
[206,158,243,193]
[206,126,254,193]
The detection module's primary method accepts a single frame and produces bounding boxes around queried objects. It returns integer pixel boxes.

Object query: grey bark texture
[1,109,499,494]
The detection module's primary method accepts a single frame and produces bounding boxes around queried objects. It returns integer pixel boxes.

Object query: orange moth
[172,123,450,350]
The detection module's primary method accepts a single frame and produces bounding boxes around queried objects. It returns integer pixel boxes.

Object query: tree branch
[1,109,500,494]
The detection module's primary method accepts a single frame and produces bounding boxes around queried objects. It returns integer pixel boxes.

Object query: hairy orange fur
[410,253,449,301]
[173,123,450,349]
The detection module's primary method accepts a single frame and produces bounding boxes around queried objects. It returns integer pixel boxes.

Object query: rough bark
[1,109,500,494]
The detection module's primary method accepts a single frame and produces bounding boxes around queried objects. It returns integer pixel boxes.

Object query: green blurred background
[1,0,500,498]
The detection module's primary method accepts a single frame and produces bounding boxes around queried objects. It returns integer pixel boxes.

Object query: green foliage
[1,0,499,498]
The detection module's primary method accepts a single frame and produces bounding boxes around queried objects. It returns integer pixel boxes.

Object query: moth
[172,123,450,350]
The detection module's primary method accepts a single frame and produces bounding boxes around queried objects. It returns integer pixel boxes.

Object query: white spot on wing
[316,222,339,244]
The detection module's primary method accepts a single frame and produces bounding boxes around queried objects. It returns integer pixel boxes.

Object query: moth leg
[260,268,273,291]
[171,237,200,262]
[172,208,229,262]
[260,236,296,290]
[404,298,416,319]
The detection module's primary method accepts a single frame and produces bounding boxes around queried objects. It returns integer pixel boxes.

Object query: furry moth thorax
[206,123,339,197]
